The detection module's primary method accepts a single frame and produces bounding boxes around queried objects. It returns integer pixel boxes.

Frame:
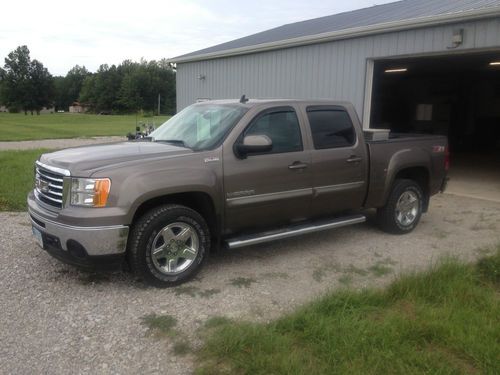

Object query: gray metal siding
[176,18,500,118]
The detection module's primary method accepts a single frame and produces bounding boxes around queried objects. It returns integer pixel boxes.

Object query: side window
[244,108,303,154]
[307,109,356,149]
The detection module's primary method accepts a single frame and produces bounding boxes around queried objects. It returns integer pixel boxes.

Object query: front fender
[118,166,219,224]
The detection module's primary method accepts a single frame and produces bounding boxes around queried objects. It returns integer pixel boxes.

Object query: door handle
[346,155,363,163]
[288,161,308,170]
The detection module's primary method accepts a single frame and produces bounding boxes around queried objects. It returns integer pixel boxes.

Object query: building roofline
[169,6,500,64]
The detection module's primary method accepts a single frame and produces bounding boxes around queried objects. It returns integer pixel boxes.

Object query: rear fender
[382,148,431,207]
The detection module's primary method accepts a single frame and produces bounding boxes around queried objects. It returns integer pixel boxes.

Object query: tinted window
[245,109,302,154]
[307,109,356,149]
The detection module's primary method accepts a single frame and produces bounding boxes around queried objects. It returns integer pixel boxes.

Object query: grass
[172,340,192,356]
[368,263,393,277]
[199,289,221,298]
[229,277,257,288]
[173,286,221,298]
[141,313,196,356]
[0,148,52,211]
[204,316,233,329]
[197,249,500,374]
[141,313,178,338]
[175,286,200,297]
[0,113,170,141]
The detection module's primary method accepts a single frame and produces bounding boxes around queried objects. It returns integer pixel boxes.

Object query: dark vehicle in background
[28,99,449,287]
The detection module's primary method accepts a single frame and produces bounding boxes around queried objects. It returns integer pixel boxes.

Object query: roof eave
[168,6,500,64]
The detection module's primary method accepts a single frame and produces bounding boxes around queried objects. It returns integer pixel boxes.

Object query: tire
[377,179,424,234]
[128,204,210,287]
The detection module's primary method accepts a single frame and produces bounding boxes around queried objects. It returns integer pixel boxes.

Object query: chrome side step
[225,214,366,249]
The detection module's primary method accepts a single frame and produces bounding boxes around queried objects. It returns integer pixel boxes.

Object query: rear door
[303,105,368,217]
[223,106,312,234]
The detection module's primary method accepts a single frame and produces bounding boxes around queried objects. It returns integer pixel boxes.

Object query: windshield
[150,103,247,151]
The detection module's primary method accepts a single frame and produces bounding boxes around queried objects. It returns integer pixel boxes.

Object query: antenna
[239,94,249,104]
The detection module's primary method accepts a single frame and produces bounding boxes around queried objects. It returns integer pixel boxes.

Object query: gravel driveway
[0,136,125,151]
[1,193,499,374]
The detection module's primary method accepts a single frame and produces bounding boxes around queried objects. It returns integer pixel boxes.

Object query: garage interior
[370,51,500,201]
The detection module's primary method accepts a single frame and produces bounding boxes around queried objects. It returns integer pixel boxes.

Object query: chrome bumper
[29,207,129,257]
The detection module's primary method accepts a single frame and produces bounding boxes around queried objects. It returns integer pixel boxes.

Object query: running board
[225,214,366,249]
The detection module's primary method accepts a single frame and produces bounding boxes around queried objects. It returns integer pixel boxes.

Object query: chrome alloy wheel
[150,222,199,275]
[395,191,419,226]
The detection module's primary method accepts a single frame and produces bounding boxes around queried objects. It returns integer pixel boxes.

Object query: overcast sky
[0,0,395,76]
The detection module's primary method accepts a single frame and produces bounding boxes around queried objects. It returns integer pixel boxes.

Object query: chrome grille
[34,161,69,209]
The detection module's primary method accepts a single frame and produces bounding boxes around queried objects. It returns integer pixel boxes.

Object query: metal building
[170,0,500,200]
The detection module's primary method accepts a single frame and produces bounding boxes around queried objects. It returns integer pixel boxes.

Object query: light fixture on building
[489,61,500,66]
[197,74,206,80]
[449,29,464,49]
[384,68,408,73]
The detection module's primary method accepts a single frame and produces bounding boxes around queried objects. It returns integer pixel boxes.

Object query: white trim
[169,7,500,63]
[362,59,374,129]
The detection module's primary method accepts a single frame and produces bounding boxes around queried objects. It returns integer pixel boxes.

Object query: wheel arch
[130,191,219,242]
[392,166,430,211]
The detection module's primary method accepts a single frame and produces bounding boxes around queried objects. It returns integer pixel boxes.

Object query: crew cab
[28,99,449,287]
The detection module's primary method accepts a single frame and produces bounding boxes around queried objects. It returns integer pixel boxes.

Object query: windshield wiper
[155,139,190,148]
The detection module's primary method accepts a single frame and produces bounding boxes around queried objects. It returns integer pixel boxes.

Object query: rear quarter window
[307,109,356,149]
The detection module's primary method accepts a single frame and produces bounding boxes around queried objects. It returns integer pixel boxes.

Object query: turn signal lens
[93,179,111,207]
[71,178,111,207]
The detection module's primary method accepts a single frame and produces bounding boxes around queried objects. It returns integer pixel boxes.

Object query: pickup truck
[28,99,449,287]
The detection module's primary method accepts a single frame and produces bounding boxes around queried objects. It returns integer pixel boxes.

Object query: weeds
[141,314,177,337]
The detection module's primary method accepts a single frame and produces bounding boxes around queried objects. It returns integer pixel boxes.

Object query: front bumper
[28,191,129,268]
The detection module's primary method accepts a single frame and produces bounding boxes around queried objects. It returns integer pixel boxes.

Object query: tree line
[0,45,176,115]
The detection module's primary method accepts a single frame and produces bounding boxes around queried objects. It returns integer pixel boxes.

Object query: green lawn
[198,250,500,374]
[0,149,52,211]
[0,113,170,141]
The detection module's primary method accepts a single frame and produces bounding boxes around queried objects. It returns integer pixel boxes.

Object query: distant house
[0,105,7,113]
[69,102,88,113]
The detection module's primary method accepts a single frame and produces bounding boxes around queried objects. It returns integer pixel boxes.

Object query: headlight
[71,178,111,207]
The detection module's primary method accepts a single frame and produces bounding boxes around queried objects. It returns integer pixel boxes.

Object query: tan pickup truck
[28,98,449,287]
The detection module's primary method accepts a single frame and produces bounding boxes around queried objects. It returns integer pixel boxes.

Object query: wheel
[128,204,210,287]
[377,179,424,234]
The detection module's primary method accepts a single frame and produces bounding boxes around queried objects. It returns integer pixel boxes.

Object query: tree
[79,59,175,114]
[1,46,31,113]
[0,67,5,106]
[54,65,90,111]
[0,45,54,114]
[30,59,54,114]
[79,64,121,112]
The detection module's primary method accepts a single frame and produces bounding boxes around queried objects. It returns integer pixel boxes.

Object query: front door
[223,106,312,234]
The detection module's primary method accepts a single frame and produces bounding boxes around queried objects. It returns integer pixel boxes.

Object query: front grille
[35,162,67,209]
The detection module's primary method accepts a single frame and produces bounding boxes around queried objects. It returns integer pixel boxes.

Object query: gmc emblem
[36,177,50,193]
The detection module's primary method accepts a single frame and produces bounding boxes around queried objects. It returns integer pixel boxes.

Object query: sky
[0,0,395,76]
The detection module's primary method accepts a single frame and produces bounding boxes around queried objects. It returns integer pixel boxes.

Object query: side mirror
[235,135,273,159]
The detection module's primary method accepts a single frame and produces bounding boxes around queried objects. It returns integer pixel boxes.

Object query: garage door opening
[370,52,500,201]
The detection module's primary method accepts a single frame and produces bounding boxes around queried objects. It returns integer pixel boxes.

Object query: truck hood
[40,141,193,176]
